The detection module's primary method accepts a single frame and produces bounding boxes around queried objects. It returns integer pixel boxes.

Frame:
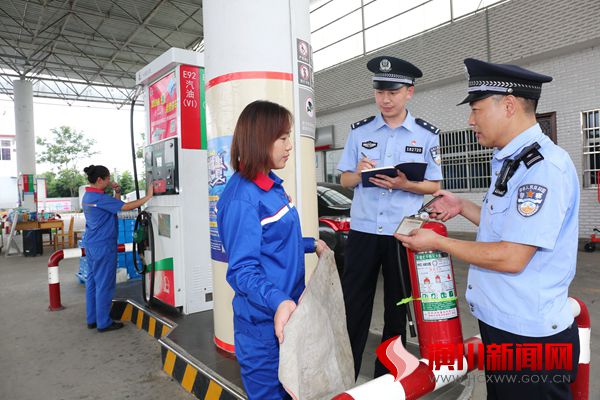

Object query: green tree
[37,126,98,172]
[135,131,146,160]
[53,168,87,197]
[39,171,59,198]
[117,170,134,195]
[37,126,97,198]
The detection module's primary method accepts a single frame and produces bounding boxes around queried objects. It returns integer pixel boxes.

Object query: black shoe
[97,322,124,332]
[87,323,97,329]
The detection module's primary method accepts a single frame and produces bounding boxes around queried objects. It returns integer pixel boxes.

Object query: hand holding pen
[358,152,376,171]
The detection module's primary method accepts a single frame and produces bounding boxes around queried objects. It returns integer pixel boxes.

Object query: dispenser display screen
[145,138,179,195]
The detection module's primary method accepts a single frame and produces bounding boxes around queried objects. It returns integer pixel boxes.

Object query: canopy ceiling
[0,0,204,107]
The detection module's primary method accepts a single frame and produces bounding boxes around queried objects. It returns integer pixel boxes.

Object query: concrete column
[13,79,36,175]
[204,0,318,351]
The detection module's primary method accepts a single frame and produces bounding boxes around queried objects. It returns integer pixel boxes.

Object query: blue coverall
[217,171,316,400]
[81,187,124,330]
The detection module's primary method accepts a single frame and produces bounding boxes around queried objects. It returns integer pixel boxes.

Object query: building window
[1,140,11,161]
[582,109,600,187]
[323,148,344,183]
[439,129,493,192]
[536,112,557,144]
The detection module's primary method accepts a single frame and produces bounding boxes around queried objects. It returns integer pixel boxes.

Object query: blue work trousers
[234,318,291,400]
[85,244,117,330]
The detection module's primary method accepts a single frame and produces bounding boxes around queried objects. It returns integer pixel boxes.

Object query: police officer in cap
[337,56,443,379]
[396,58,580,399]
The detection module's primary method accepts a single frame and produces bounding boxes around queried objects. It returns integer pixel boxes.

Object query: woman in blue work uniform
[217,101,328,400]
[82,165,153,332]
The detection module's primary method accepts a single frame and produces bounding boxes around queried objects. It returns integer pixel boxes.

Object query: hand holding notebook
[361,162,427,187]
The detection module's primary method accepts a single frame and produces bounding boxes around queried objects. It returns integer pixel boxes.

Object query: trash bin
[23,229,43,257]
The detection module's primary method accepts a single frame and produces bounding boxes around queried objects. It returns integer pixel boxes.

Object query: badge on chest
[405,146,423,154]
[362,141,378,149]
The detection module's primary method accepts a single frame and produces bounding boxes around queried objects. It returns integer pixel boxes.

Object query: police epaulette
[351,116,375,129]
[415,118,440,134]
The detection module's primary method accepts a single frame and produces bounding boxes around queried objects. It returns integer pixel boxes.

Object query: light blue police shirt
[466,124,579,337]
[337,112,443,235]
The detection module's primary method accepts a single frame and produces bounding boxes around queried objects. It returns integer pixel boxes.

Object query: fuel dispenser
[134,48,212,314]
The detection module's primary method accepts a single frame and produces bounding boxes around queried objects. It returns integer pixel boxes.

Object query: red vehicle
[317,182,352,274]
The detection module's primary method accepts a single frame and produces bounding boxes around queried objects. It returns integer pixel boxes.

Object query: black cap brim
[457,92,496,106]
[373,81,407,90]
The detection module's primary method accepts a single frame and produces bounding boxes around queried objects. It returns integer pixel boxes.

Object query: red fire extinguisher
[405,221,464,359]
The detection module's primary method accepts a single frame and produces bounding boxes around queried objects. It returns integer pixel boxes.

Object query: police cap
[367,56,422,90]
[458,58,553,105]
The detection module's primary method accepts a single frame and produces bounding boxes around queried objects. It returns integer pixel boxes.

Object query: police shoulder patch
[415,118,440,134]
[516,184,548,217]
[351,116,375,129]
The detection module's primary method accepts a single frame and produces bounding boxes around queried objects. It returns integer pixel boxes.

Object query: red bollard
[48,250,67,311]
[570,297,591,400]
[47,245,127,311]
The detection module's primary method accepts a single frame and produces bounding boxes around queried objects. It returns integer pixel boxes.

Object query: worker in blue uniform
[396,58,580,399]
[217,101,328,400]
[82,165,153,332]
[337,56,443,379]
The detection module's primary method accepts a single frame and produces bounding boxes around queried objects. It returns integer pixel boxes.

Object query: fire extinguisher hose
[396,240,417,337]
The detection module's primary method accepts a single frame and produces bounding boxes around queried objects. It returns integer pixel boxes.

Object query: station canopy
[0,0,204,108]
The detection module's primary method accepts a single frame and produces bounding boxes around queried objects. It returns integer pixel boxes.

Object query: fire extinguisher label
[415,252,458,321]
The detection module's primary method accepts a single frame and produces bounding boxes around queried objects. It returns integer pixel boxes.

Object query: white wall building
[313,0,600,237]
[0,133,18,209]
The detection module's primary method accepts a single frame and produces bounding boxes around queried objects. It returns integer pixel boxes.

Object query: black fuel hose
[132,211,156,306]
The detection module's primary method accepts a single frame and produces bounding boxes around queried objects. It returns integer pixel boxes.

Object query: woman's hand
[274,300,296,344]
[146,184,154,199]
[315,239,329,257]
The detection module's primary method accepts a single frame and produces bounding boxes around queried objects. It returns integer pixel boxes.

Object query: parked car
[317,182,352,274]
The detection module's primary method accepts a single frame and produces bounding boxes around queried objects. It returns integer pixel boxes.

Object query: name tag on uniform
[395,216,425,236]
[405,146,423,154]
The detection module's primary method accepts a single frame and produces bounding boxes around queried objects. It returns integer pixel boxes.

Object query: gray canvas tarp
[279,250,355,400]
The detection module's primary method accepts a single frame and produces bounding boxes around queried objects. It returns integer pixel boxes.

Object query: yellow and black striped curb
[111,299,174,339]
[110,300,244,399]
[161,346,241,400]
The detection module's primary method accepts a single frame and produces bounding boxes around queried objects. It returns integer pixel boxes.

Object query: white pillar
[13,79,37,211]
[204,0,318,351]
[13,79,36,175]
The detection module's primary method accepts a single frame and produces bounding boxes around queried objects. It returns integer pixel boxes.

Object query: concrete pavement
[0,253,195,400]
[0,232,597,399]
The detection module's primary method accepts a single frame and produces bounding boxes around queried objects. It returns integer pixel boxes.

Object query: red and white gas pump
[405,221,464,358]
[135,48,213,315]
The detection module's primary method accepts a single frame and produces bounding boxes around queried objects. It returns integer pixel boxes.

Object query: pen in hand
[361,151,392,192]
